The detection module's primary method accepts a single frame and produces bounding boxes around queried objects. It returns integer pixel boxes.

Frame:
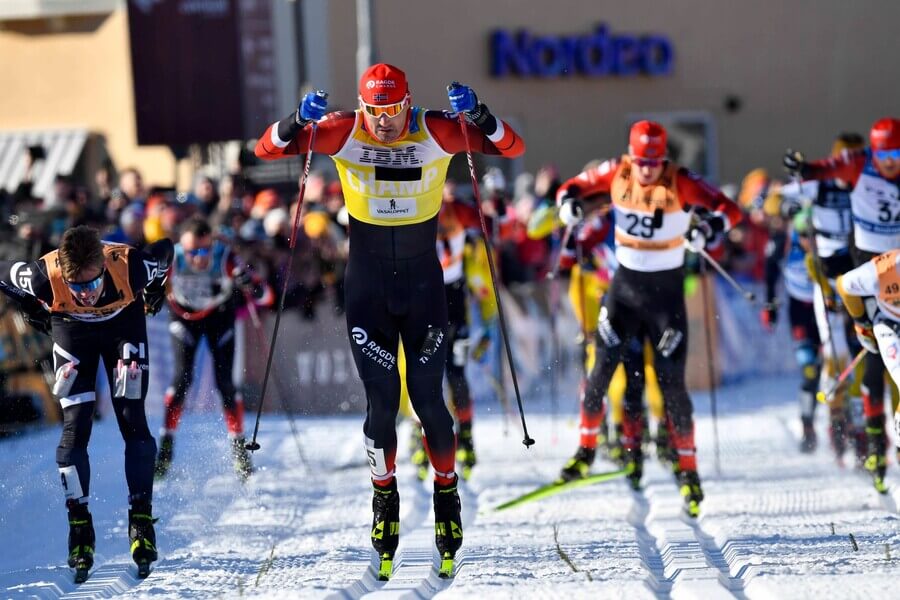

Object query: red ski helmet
[629,120,667,159]
[359,63,409,105]
[869,117,900,151]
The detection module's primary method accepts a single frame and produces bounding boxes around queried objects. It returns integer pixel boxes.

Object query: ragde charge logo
[366,79,397,89]
[351,327,395,370]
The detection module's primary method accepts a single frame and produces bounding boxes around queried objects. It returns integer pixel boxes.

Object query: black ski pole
[246,118,322,452]
[456,112,534,448]
[699,257,721,475]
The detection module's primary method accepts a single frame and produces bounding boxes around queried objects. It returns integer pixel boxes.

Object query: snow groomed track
[2,375,899,598]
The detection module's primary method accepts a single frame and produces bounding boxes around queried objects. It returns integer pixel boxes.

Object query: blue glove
[447,82,478,114]
[297,90,329,124]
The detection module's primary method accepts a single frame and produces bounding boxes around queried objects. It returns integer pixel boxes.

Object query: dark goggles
[185,247,212,258]
[65,270,105,293]
[632,156,664,168]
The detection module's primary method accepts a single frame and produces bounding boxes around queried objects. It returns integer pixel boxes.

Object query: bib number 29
[624,213,658,239]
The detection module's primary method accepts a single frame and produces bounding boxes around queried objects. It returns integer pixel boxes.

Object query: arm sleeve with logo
[128,239,174,294]
[555,160,619,206]
[836,261,877,319]
[254,111,356,159]
[426,112,525,158]
[0,259,53,304]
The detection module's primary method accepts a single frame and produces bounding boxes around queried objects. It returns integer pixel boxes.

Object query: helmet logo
[366,79,396,89]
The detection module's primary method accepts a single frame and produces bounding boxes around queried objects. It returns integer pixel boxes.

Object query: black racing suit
[586,264,692,449]
[345,216,456,485]
[0,240,172,508]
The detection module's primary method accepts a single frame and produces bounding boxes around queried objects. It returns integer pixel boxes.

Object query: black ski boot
[456,422,477,480]
[232,437,254,482]
[128,502,158,578]
[864,418,888,494]
[434,476,463,579]
[799,416,817,454]
[154,433,174,479]
[558,446,596,483]
[67,502,95,583]
[624,445,643,490]
[371,480,400,581]
[678,470,704,518]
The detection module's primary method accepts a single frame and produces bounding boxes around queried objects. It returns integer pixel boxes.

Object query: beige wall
[0,9,186,187]
[323,0,900,184]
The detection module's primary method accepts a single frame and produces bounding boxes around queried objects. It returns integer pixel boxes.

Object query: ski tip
[438,554,455,579]
[74,568,90,584]
[377,554,393,581]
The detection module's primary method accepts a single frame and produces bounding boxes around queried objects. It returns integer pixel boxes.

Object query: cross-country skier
[837,249,900,493]
[761,195,822,453]
[254,63,524,578]
[780,133,867,461]
[0,225,172,581]
[556,120,743,516]
[785,117,900,492]
[528,207,668,482]
[155,216,272,481]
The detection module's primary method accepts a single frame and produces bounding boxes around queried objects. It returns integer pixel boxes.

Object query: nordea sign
[490,24,674,78]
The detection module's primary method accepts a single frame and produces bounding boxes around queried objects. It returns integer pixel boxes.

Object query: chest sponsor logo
[350,327,395,370]
[358,145,423,167]
[10,262,34,295]
[369,197,417,219]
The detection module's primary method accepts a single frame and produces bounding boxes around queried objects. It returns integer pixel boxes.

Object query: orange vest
[875,250,900,318]
[610,155,682,251]
[42,244,135,314]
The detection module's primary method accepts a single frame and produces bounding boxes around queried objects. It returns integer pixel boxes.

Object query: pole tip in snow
[522,436,536,448]
[245,440,261,452]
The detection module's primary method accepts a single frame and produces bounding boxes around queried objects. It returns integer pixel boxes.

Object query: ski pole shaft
[546,222,576,281]
[685,241,756,302]
[816,348,867,404]
[457,113,534,447]
[699,259,721,475]
[246,121,319,452]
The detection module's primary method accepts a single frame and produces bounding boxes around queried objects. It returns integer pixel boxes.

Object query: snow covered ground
[2,374,900,599]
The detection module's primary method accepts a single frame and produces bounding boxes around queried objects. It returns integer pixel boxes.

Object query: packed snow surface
[2,375,899,598]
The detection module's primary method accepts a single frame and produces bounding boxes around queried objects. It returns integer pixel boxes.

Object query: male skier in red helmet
[556,120,743,517]
[254,63,524,578]
[785,117,900,493]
